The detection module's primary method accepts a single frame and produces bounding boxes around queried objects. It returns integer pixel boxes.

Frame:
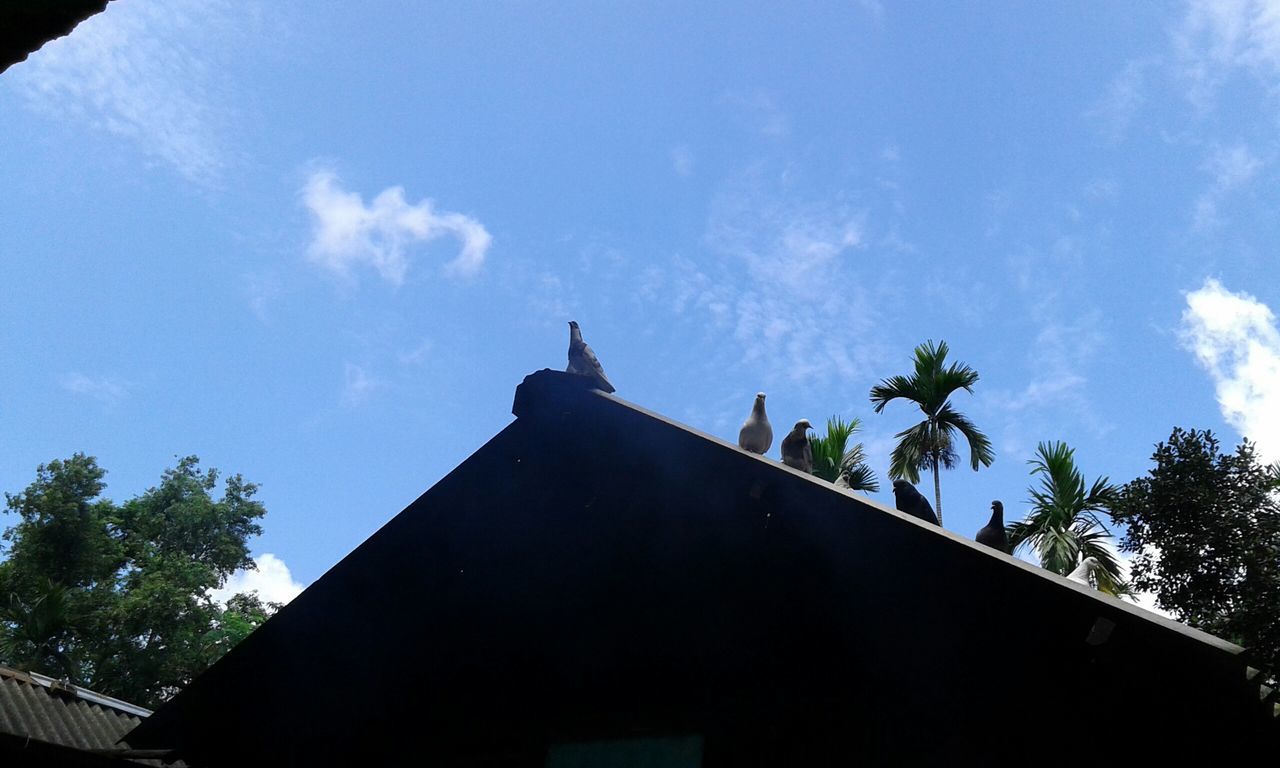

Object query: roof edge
[510,369,1246,659]
[0,666,151,718]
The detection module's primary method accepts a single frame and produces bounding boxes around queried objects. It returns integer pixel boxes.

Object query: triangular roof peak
[128,369,1279,764]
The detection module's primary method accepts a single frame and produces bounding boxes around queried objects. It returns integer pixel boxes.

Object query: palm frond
[870,375,925,414]
[888,422,933,483]
[935,403,995,470]
[872,339,991,513]
[1074,523,1130,596]
[841,463,880,493]
[1010,441,1127,592]
[809,416,879,492]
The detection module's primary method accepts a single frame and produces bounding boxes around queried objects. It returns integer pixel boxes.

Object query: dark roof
[0,665,161,765]
[0,1,113,75]
[128,370,1279,764]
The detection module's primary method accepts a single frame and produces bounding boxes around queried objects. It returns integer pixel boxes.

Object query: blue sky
[3,1,1279,603]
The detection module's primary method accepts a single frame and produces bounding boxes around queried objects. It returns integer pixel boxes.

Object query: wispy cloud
[646,166,881,388]
[1181,278,1280,463]
[671,145,695,177]
[210,553,305,606]
[341,362,383,407]
[9,0,242,184]
[59,372,131,406]
[397,340,432,366]
[721,91,790,139]
[1192,143,1265,230]
[1087,59,1150,143]
[1000,312,1111,452]
[856,0,886,23]
[1175,0,1280,106]
[303,170,491,286]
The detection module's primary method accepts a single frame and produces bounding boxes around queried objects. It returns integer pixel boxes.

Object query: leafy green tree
[1,454,123,594]
[201,592,280,665]
[1111,428,1280,677]
[0,455,276,707]
[808,416,879,492]
[869,339,994,525]
[1006,441,1127,595]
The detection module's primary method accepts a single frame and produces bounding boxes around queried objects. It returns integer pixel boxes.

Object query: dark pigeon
[565,320,616,393]
[975,500,1009,553]
[892,479,938,525]
[781,419,814,473]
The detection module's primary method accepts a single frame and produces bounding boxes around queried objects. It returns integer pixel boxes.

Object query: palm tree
[1006,441,1127,595]
[808,416,880,492]
[869,339,994,525]
[0,582,80,680]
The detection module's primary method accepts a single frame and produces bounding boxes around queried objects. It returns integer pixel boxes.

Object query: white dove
[1067,557,1100,587]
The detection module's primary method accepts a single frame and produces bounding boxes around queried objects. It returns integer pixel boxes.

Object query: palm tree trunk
[932,456,943,526]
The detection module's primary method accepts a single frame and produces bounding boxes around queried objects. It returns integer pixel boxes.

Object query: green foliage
[2,454,123,593]
[1005,441,1127,595]
[201,592,280,666]
[808,416,879,492]
[0,582,80,680]
[1111,428,1280,678]
[0,454,276,708]
[869,339,993,524]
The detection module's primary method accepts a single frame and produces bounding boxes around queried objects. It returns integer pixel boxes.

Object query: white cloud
[303,170,491,285]
[1181,278,1280,463]
[59,372,131,406]
[341,362,383,407]
[210,553,304,606]
[9,0,240,184]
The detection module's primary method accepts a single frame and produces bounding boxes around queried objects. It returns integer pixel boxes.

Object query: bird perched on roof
[1067,557,1099,588]
[975,500,1009,553]
[737,392,773,455]
[781,419,814,473]
[892,480,939,525]
[834,472,851,490]
[565,320,615,393]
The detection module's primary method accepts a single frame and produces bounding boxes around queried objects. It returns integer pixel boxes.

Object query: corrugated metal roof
[0,666,148,753]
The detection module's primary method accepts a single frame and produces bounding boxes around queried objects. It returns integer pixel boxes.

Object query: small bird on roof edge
[565,320,615,393]
[781,419,814,473]
[1067,557,1100,588]
[738,392,773,454]
[892,480,939,525]
[975,500,1009,553]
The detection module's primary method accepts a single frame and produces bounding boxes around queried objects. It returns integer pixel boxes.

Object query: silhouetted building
[127,371,1279,765]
